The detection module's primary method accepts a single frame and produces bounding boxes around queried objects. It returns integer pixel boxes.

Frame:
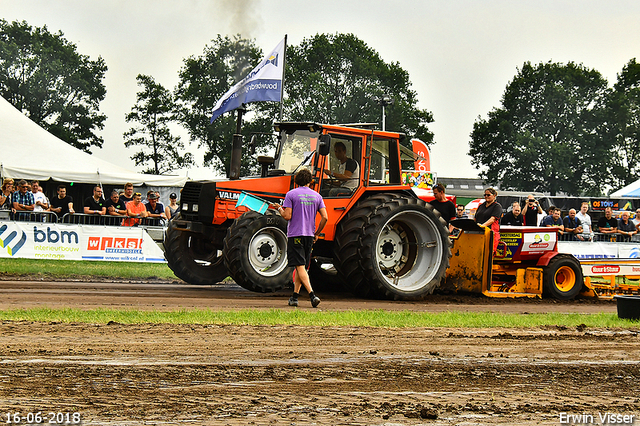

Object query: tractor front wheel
[223,211,292,292]
[164,218,228,285]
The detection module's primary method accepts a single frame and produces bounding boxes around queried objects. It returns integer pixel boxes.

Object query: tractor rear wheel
[223,211,292,292]
[335,193,451,300]
[164,218,228,285]
[543,255,583,300]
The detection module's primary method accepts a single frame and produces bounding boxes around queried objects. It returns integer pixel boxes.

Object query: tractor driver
[323,141,359,196]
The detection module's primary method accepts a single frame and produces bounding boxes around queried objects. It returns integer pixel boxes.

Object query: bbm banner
[0,221,165,263]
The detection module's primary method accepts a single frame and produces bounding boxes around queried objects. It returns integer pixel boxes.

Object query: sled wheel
[543,255,583,300]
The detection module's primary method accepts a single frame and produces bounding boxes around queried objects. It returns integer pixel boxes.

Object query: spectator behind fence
[31,180,49,212]
[501,202,523,226]
[562,209,583,241]
[541,207,564,236]
[119,182,134,206]
[597,207,618,238]
[12,179,35,221]
[522,195,543,226]
[145,192,166,225]
[634,208,640,232]
[576,202,593,241]
[165,192,179,219]
[105,190,127,217]
[617,211,637,242]
[1,179,15,212]
[123,192,149,226]
[84,186,106,216]
[50,185,75,219]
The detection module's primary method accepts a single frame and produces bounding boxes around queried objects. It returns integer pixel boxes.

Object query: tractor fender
[536,251,566,267]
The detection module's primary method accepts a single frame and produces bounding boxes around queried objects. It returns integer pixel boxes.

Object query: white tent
[0,96,187,187]
[610,180,640,198]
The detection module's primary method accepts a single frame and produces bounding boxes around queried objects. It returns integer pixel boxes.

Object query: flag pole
[279,34,287,122]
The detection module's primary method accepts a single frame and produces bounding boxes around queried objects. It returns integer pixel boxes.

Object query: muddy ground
[0,279,638,425]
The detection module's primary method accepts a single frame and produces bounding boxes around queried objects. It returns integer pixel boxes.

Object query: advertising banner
[521,231,557,255]
[0,221,165,262]
[557,241,638,259]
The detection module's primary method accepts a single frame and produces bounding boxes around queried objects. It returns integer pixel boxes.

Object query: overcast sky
[2,0,639,180]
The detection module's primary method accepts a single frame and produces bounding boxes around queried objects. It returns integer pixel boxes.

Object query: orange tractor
[165,121,603,300]
[165,122,452,299]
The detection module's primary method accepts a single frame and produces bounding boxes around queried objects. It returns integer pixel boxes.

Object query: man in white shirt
[575,202,593,241]
[31,180,49,212]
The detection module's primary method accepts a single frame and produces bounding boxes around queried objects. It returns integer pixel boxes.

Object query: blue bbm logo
[0,224,27,256]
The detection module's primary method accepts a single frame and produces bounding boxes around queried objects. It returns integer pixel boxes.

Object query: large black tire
[335,193,452,300]
[164,218,228,285]
[543,254,583,300]
[223,211,292,292]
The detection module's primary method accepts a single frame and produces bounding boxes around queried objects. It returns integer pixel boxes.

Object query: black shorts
[287,236,314,268]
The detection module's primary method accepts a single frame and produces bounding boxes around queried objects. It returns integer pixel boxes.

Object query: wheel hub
[377,225,405,269]
[250,234,280,268]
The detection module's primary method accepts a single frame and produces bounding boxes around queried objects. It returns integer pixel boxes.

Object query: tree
[175,35,275,176]
[124,75,194,175]
[469,61,612,196]
[0,19,107,152]
[284,33,434,145]
[608,58,640,189]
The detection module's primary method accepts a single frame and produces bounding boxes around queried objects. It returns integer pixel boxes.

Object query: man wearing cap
[165,192,179,219]
[145,192,167,225]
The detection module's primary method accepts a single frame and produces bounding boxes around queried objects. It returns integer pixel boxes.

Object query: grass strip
[0,308,637,328]
[0,258,177,280]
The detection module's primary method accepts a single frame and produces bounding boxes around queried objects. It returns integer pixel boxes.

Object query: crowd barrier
[0,220,166,262]
[0,211,166,242]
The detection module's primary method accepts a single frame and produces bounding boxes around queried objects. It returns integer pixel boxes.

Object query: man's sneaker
[288,297,299,307]
[311,296,321,308]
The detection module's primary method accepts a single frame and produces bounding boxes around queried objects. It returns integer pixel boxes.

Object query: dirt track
[0,279,638,425]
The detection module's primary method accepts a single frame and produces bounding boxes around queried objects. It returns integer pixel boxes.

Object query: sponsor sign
[521,232,556,254]
[0,221,165,262]
[557,241,639,259]
[398,171,436,189]
[581,262,640,277]
[497,231,524,260]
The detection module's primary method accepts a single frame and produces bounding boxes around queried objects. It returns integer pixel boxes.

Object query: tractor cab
[272,122,414,199]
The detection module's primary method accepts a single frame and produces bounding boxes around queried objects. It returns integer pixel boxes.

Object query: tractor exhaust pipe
[228,107,246,180]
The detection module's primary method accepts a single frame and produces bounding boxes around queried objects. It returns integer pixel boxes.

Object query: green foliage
[0,19,107,152]
[469,61,612,196]
[608,58,640,189]
[285,33,434,145]
[0,308,631,328]
[124,74,194,174]
[175,35,276,176]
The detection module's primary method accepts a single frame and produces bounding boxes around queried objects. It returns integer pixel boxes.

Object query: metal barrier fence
[556,232,640,243]
[1,211,166,242]
[60,212,166,227]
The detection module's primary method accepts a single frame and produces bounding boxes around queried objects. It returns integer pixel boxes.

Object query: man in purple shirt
[271,169,328,308]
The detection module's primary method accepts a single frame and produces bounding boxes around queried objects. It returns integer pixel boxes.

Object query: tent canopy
[0,96,187,187]
[610,180,640,197]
